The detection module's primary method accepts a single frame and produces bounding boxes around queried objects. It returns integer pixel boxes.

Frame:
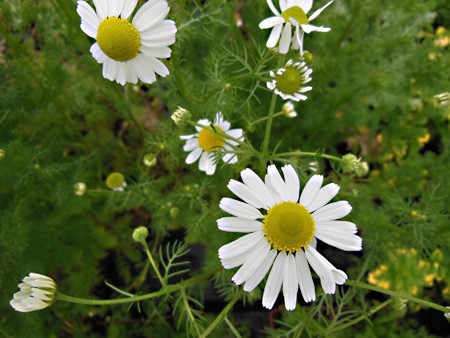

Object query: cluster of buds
[340,154,369,177]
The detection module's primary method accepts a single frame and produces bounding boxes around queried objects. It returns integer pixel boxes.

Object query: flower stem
[326,299,393,334]
[140,239,166,288]
[200,289,244,338]
[261,93,278,158]
[270,151,344,163]
[56,267,221,306]
[346,280,450,313]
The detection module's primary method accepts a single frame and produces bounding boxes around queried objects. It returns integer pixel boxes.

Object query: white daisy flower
[259,0,333,54]
[180,113,244,176]
[77,0,177,85]
[218,164,362,310]
[267,59,312,101]
[10,273,57,313]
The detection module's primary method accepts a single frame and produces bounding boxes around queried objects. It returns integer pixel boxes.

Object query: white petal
[109,0,125,17]
[315,226,362,251]
[217,217,263,233]
[232,240,271,285]
[92,0,107,21]
[77,1,100,38]
[183,138,199,152]
[299,175,323,208]
[281,165,300,202]
[266,24,283,48]
[90,43,107,63]
[259,16,284,29]
[301,24,331,33]
[265,174,283,204]
[267,0,280,15]
[307,183,340,212]
[309,0,333,21]
[218,231,264,259]
[227,180,268,209]
[279,22,292,54]
[102,58,118,82]
[204,155,217,175]
[262,252,285,309]
[220,197,263,220]
[133,0,169,32]
[145,55,169,77]
[240,169,275,208]
[298,0,313,14]
[244,249,277,292]
[179,134,196,140]
[221,250,249,269]
[120,0,138,19]
[283,253,298,310]
[198,151,209,172]
[316,220,357,233]
[128,54,156,84]
[267,165,290,201]
[279,0,288,11]
[185,147,202,164]
[312,201,352,222]
[295,250,315,302]
[141,46,172,58]
[222,148,238,164]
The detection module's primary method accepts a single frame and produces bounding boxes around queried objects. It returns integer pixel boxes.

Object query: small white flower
[267,60,312,101]
[77,0,176,85]
[180,113,244,175]
[218,164,362,310]
[259,0,333,54]
[282,101,297,118]
[171,107,191,127]
[10,273,57,313]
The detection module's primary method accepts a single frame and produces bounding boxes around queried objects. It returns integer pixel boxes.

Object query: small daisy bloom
[180,113,244,175]
[77,0,176,85]
[259,0,333,54]
[10,273,57,313]
[282,101,297,118]
[106,172,127,191]
[267,60,312,101]
[218,164,362,310]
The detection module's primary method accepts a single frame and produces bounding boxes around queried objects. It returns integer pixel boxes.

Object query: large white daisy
[259,0,333,54]
[180,113,244,176]
[77,0,176,85]
[218,164,362,310]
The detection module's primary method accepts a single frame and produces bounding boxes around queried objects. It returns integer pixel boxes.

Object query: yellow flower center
[263,201,315,253]
[275,67,303,94]
[97,17,141,62]
[106,172,125,189]
[281,6,309,25]
[197,125,226,152]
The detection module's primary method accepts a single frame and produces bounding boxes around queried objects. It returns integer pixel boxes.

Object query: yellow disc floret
[263,201,315,253]
[97,17,141,62]
[275,67,303,94]
[106,172,125,190]
[281,6,309,25]
[197,125,225,152]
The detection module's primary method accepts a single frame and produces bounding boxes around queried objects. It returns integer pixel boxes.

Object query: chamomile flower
[77,0,176,85]
[10,273,57,313]
[259,0,333,54]
[267,60,312,101]
[282,101,297,118]
[106,172,127,191]
[180,113,244,175]
[218,164,362,310]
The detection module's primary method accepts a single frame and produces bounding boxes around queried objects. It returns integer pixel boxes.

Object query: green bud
[170,207,180,219]
[355,161,369,177]
[132,226,149,243]
[341,154,359,173]
[143,154,157,168]
[106,172,126,191]
[302,51,313,66]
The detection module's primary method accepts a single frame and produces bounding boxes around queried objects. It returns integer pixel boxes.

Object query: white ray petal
[295,250,315,302]
[218,231,264,259]
[309,0,333,21]
[267,165,290,201]
[228,180,268,209]
[217,217,263,233]
[312,201,352,222]
[241,169,275,208]
[120,0,138,19]
[298,0,313,14]
[262,252,285,309]
[283,253,299,310]
[133,0,169,32]
[299,175,323,208]
[307,183,340,212]
[232,240,271,285]
[185,147,202,164]
[266,24,283,48]
[244,249,277,292]
[315,228,362,251]
[301,24,331,33]
[279,22,292,54]
[220,197,263,220]
[259,16,285,29]
[281,165,300,202]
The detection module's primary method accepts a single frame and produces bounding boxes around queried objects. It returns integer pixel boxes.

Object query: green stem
[140,239,166,288]
[249,111,285,127]
[181,287,202,337]
[327,299,392,334]
[271,151,343,162]
[56,267,221,306]
[261,93,278,160]
[346,280,449,313]
[199,289,244,338]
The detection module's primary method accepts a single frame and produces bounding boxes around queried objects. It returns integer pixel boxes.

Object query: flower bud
[10,273,56,312]
[106,172,126,191]
[143,154,157,168]
[132,226,149,243]
[434,92,450,108]
[281,101,297,118]
[74,182,87,196]
[171,107,191,127]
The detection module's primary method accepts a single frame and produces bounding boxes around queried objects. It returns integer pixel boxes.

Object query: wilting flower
[267,59,312,101]
[218,165,362,310]
[10,273,57,313]
[259,0,333,54]
[180,113,244,175]
[77,0,176,85]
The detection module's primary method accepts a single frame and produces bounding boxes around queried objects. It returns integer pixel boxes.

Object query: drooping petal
[266,24,283,48]
[308,0,333,21]
[301,24,331,33]
[262,252,285,309]
[267,0,280,15]
[279,22,292,54]
[295,250,315,302]
[283,253,299,310]
[204,154,217,175]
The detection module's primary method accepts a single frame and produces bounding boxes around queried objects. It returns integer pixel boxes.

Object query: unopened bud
[74,182,87,196]
[132,226,149,243]
[143,154,157,168]
[434,92,450,108]
[281,101,297,118]
[171,107,191,127]
[106,172,126,191]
